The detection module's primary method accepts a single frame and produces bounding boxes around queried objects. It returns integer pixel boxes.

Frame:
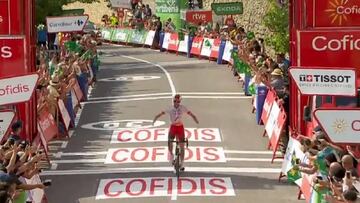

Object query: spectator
[109,13,119,27]
[165,18,176,32]
[144,4,152,18]
[152,17,162,49]
[8,121,23,142]
[270,68,285,96]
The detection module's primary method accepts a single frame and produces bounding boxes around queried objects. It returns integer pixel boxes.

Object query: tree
[35,0,101,24]
[262,0,289,54]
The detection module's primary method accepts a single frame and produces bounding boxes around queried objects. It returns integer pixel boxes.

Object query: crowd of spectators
[294,127,360,203]
[0,121,48,203]
[0,28,101,202]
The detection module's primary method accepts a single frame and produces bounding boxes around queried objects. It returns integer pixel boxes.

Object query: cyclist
[153,94,199,171]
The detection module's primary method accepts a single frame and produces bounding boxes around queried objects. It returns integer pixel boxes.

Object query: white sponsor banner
[144,30,155,46]
[96,177,235,199]
[105,146,226,164]
[178,35,189,53]
[289,68,357,96]
[265,102,281,139]
[114,30,128,42]
[314,109,360,143]
[46,15,89,33]
[281,137,308,186]
[162,33,171,50]
[25,174,45,203]
[110,0,130,8]
[200,38,214,57]
[111,128,222,143]
[0,74,39,106]
[58,99,71,130]
[102,30,111,40]
[0,111,15,141]
[222,41,233,62]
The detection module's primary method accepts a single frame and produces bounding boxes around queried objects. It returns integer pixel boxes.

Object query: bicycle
[171,138,189,179]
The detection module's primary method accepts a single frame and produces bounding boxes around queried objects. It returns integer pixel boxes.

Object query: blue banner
[255,86,268,125]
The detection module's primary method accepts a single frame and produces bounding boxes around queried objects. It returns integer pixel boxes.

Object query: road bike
[171,138,188,179]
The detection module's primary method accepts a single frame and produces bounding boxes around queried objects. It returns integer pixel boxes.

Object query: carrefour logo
[325,0,360,26]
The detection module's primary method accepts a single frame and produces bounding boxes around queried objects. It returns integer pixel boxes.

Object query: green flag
[248,83,256,95]
[204,39,211,48]
[287,152,302,183]
[80,50,93,60]
[64,41,82,53]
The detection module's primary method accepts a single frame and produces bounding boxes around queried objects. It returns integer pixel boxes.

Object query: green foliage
[262,0,289,54]
[35,0,100,24]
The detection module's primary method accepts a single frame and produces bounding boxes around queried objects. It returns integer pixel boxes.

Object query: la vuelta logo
[324,0,360,26]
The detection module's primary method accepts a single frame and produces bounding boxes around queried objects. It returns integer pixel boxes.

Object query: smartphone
[43,180,52,187]
[295,158,301,164]
[346,171,351,179]
[316,175,323,180]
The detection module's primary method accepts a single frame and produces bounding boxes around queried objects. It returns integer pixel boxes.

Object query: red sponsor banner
[111,128,221,143]
[73,79,84,102]
[185,10,212,24]
[261,90,276,125]
[37,107,58,143]
[57,99,71,131]
[298,30,360,77]
[0,0,23,35]
[167,33,179,51]
[190,37,203,56]
[0,37,26,77]
[210,38,221,59]
[0,0,9,35]
[105,146,226,164]
[96,177,235,199]
[312,0,360,27]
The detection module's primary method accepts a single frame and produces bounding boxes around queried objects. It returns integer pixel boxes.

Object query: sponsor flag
[286,151,302,183]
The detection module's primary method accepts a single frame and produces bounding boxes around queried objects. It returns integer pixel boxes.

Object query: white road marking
[158,60,209,66]
[50,157,281,164]
[84,95,250,105]
[171,178,178,201]
[50,163,58,170]
[51,159,105,164]
[42,167,281,176]
[121,55,176,96]
[52,150,275,157]
[224,150,281,155]
[54,151,108,157]
[88,92,245,101]
[88,93,170,101]
[178,92,245,95]
[226,158,282,162]
[60,141,68,149]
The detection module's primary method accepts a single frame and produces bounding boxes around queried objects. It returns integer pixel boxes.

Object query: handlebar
[171,138,189,148]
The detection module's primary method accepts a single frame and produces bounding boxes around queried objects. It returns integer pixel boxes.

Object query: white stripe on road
[42,167,281,176]
[53,150,276,158]
[84,95,250,105]
[50,157,280,164]
[121,55,176,96]
[224,150,281,155]
[88,92,245,101]
[226,158,282,162]
[88,93,170,101]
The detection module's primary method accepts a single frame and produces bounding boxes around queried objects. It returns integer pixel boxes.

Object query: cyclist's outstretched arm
[187,111,199,124]
[153,111,165,125]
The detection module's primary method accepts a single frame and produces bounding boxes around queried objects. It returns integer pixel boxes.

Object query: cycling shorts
[169,124,185,141]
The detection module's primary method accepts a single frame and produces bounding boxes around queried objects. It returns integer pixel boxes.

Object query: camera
[42,180,52,187]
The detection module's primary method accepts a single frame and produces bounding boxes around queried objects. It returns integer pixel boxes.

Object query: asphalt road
[42,44,300,203]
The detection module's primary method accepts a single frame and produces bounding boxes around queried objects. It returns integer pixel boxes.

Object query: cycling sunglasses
[173,100,181,103]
